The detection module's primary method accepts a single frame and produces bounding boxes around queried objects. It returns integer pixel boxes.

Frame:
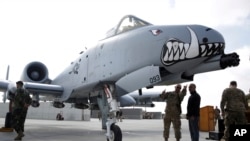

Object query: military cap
[16,81,24,86]
[230,81,237,86]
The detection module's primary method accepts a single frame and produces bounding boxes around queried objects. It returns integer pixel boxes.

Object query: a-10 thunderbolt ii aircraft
[0,15,240,141]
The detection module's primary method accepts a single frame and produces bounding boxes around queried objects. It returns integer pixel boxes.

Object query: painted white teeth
[163,41,190,62]
[163,42,173,61]
[201,45,206,54]
[215,43,219,48]
[162,26,224,65]
[173,41,179,61]
[207,44,213,56]
[164,42,224,63]
[179,43,185,60]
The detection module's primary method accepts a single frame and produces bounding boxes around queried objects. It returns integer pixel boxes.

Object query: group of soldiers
[160,81,250,141]
[1,80,249,141]
[0,81,32,141]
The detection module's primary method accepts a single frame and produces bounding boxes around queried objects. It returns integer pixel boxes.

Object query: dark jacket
[187,91,201,117]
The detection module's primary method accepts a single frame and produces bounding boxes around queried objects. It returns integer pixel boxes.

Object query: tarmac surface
[0,118,215,141]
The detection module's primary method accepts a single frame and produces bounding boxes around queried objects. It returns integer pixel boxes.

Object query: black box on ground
[4,112,12,128]
[209,131,224,140]
[218,119,225,132]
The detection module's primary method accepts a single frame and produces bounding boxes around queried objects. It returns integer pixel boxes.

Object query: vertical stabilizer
[3,65,10,103]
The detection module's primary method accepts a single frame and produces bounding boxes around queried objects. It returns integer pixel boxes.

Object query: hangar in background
[0,102,162,121]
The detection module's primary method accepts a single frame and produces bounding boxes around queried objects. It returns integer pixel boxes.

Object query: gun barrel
[220,52,240,69]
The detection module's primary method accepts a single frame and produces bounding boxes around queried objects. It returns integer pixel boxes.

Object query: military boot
[20,132,25,137]
[14,131,23,140]
[164,138,168,141]
[176,139,180,141]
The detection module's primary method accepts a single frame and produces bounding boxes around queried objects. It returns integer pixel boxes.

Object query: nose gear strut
[103,84,122,141]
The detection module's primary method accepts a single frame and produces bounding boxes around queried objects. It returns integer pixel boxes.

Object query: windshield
[105,15,151,39]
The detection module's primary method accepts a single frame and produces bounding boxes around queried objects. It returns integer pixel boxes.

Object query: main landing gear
[103,84,122,141]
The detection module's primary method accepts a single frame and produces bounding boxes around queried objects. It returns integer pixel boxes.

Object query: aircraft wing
[24,82,63,96]
[0,80,10,91]
[0,80,63,99]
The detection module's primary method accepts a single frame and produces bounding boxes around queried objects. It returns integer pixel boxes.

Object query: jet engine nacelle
[21,61,50,83]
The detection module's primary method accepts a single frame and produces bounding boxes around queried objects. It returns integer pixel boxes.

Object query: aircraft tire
[107,124,122,141]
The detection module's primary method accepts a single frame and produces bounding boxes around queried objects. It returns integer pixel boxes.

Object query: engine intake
[21,62,49,83]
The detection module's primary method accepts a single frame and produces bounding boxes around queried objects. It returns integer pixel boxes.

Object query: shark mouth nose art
[161,27,225,66]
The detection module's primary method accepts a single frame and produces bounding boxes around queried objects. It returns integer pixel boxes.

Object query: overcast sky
[0,0,250,113]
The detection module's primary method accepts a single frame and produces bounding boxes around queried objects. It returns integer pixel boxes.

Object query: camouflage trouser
[222,111,247,140]
[12,108,27,133]
[163,113,181,139]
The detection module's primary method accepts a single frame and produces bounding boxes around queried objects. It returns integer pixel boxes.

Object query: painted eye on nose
[150,29,162,36]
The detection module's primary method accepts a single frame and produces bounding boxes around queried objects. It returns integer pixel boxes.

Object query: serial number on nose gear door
[149,75,161,84]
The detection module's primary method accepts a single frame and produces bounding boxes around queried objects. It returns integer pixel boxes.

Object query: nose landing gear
[103,84,122,141]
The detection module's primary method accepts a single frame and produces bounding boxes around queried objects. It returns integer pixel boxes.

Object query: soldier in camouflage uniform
[245,89,250,123]
[12,81,32,141]
[220,81,248,141]
[160,84,187,141]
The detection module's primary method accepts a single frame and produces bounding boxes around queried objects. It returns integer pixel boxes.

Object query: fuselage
[51,15,225,102]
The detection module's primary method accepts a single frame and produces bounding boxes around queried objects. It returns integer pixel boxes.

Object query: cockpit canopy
[105,15,152,39]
